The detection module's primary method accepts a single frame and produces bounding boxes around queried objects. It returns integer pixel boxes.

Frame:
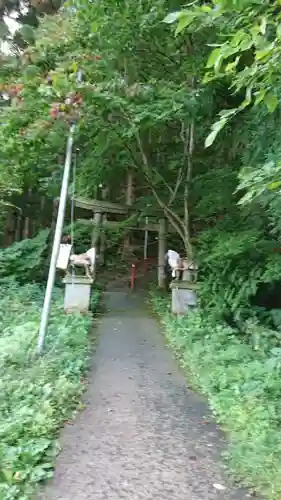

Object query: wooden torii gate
[73,196,169,287]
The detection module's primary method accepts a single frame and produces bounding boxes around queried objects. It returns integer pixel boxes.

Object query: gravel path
[38,289,249,500]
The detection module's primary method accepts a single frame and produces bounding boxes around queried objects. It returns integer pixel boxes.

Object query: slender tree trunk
[99,187,108,265]
[99,214,106,266]
[4,210,15,246]
[91,212,102,248]
[40,196,46,228]
[23,217,29,239]
[15,213,22,241]
[122,171,134,260]
[22,188,32,239]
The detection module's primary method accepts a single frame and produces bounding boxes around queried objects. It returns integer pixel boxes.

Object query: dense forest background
[2,1,281,498]
[2,0,281,321]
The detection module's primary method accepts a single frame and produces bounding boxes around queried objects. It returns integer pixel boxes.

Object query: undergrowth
[0,281,99,500]
[151,293,281,500]
[0,229,50,285]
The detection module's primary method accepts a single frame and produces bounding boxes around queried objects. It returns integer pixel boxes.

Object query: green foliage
[63,219,130,256]
[0,0,216,254]
[63,221,92,255]
[0,281,99,499]
[1,0,279,318]
[0,229,49,284]
[2,2,281,497]
[165,1,281,142]
[196,215,281,319]
[152,293,281,499]
[163,0,281,217]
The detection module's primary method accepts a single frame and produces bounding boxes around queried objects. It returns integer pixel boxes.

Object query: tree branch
[134,128,187,234]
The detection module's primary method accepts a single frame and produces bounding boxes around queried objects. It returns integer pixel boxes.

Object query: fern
[0,229,50,284]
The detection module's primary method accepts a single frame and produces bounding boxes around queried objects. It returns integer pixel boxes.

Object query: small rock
[213,483,226,491]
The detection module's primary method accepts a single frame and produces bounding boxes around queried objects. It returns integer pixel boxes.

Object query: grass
[151,292,281,500]
[0,280,99,500]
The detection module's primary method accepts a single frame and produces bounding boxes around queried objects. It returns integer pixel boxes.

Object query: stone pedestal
[170,281,198,315]
[63,276,93,313]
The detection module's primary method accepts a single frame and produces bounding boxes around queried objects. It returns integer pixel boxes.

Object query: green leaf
[264,93,279,113]
[255,44,274,61]
[267,180,281,190]
[18,25,35,43]
[254,89,265,106]
[260,17,266,35]
[205,130,219,148]
[0,469,13,483]
[175,13,195,35]
[24,65,40,79]
[163,11,182,24]
[205,118,227,148]
[206,48,221,68]
[91,21,98,32]
[225,56,240,73]
[0,21,9,38]
[277,23,281,39]
[218,108,237,119]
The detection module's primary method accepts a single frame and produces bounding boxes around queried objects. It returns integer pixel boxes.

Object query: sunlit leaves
[205,108,237,147]
[264,93,279,113]
[237,160,281,205]
[163,11,182,24]
[163,1,281,148]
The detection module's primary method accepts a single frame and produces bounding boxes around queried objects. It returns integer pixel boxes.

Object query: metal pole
[36,124,75,355]
[158,218,166,288]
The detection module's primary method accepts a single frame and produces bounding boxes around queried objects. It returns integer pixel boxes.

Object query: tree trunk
[122,171,134,260]
[99,186,108,266]
[23,217,29,239]
[3,210,15,247]
[15,213,22,241]
[99,214,106,266]
[40,196,46,228]
[91,211,102,248]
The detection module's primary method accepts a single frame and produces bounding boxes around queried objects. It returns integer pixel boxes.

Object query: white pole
[144,216,148,260]
[36,124,75,355]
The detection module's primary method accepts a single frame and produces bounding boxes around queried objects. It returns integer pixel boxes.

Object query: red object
[130,263,136,290]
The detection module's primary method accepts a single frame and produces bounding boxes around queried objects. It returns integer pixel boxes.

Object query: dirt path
[38,288,248,500]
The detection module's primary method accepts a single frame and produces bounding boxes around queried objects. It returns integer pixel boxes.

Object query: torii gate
[72,196,168,287]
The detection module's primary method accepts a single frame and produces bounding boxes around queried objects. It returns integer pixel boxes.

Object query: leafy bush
[151,294,281,500]
[63,221,92,255]
[196,216,281,322]
[0,281,99,500]
[0,229,50,285]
